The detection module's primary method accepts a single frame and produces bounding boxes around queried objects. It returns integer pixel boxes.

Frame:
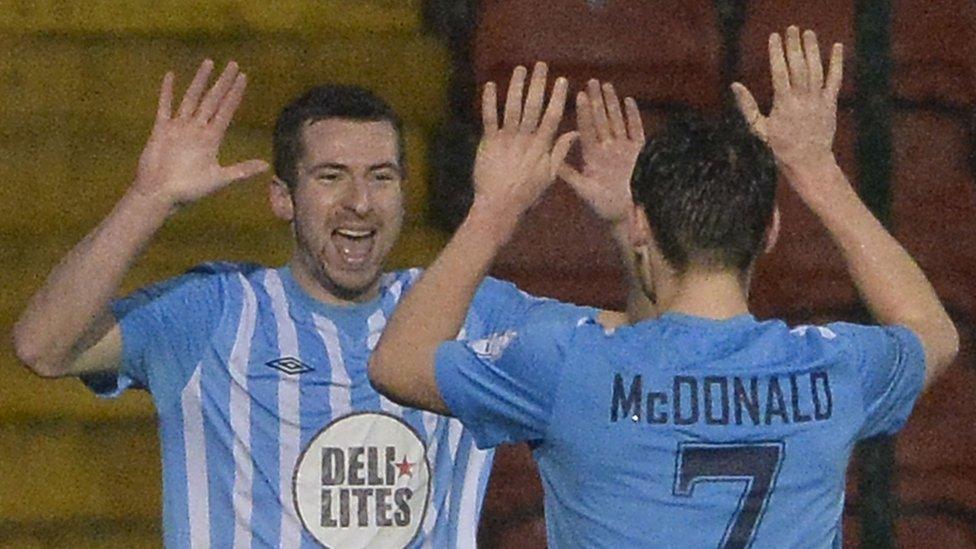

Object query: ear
[269,176,295,222]
[628,203,652,248]
[763,205,781,254]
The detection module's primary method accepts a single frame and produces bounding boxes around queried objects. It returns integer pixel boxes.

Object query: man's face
[287,118,404,301]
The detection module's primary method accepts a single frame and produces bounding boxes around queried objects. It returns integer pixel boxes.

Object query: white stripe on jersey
[265,270,304,548]
[420,414,446,546]
[423,419,464,549]
[230,275,258,549]
[367,308,403,417]
[456,444,490,549]
[182,364,210,549]
[314,315,352,417]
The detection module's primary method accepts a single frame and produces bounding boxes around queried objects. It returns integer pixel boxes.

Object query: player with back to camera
[11,58,643,547]
[369,27,959,548]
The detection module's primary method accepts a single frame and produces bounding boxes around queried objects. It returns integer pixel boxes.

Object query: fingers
[768,32,791,97]
[195,61,240,123]
[731,82,768,140]
[156,71,175,123]
[588,79,611,141]
[602,82,627,138]
[538,76,569,141]
[212,72,247,134]
[576,91,597,145]
[482,81,498,135]
[550,131,578,178]
[785,26,809,91]
[222,159,270,184]
[502,65,528,130]
[177,59,215,120]
[803,30,824,90]
[624,97,645,143]
[520,62,548,132]
[825,43,844,100]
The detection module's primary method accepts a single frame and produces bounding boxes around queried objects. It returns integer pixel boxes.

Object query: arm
[558,79,656,323]
[12,60,267,378]
[732,26,958,388]
[370,62,574,413]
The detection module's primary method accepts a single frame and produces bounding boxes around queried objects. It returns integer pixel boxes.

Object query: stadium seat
[474,0,723,109]
[892,0,976,107]
[890,111,976,312]
[736,0,856,107]
[750,110,860,319]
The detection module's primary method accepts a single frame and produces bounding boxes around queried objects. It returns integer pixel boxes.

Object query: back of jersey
[538,312,924,548]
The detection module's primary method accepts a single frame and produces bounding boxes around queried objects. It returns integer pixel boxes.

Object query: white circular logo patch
[294,412,431,549]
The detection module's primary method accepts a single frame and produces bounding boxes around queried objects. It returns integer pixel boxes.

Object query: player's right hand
[131,59,268,208]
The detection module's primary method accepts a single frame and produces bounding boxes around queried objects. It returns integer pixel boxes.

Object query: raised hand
[132,59,268,208]
[472,62,575,221]
[731,26,843,175]
[558,79,644,225]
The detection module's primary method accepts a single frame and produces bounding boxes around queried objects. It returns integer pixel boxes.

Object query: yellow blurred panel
[0,34,448,128]
[238,0,422,34]
[0,36,84,114]
[0,422,157,521]
[387,223,449,269]
[0,0,422,35]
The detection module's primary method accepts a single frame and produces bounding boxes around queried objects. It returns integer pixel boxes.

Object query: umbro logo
[266,357,314,375]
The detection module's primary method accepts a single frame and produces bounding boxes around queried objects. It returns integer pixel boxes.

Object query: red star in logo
[395,455,415,478]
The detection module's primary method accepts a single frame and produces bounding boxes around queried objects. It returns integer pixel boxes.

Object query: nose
[343,178,373,216]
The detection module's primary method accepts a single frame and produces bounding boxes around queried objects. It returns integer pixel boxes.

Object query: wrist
[121,185,178,221]
[464,198,520,249]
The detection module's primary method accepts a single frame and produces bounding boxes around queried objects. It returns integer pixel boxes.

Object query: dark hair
[272,84,405,188]
[631,111,777,273]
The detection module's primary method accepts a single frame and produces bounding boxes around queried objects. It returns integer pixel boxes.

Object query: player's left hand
[472,62,576,225]
[559,79,645,226]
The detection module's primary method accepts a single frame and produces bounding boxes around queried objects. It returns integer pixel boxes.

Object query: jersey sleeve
[468,277,597,336]
[435,320,574,449]
[81,264,226,401]
[828,322,926,438]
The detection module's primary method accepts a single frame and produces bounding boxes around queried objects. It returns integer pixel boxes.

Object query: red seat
[750,110,860,318]
[737,0,856,107]
[890,111,976,313]
[892,0,976,107]
[474,0,722,109]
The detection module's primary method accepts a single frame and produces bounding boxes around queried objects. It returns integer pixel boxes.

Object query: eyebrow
[306,162,401,173]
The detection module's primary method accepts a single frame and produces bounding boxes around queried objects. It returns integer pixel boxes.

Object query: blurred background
[0,0,973,547]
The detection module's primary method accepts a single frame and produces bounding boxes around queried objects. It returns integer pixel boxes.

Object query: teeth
[335,228,373,238]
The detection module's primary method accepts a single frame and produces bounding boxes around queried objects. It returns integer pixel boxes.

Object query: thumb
[730,82,768,141]
[550,131,579,179]
[222,159,270,183]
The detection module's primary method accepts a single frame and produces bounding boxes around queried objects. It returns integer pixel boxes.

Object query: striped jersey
[85,262,594,549]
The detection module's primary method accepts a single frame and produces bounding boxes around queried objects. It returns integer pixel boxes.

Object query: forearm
[370,201,514,409]
[787,157,958,380]
[13,188,173,375]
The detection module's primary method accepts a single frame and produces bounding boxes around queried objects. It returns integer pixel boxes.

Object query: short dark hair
[631,111,777,273]
[272,84,405,188]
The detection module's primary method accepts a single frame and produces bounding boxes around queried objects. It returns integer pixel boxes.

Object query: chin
[325,268,384,301]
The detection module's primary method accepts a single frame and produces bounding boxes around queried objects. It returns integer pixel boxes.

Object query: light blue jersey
[85,262,594,549]
[435,312,925,548]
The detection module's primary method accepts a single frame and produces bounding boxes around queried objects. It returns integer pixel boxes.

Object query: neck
[288,253,381,307]
[658,267,751,320]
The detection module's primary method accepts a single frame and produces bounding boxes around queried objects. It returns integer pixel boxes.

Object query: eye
[316,172,344,184]
[371,170,401,185]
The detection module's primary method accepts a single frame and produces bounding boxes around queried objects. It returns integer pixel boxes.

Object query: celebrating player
[11,60,615,548]
[369,27,958,548]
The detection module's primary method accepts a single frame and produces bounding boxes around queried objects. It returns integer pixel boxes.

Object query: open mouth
[331,227,377,267]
